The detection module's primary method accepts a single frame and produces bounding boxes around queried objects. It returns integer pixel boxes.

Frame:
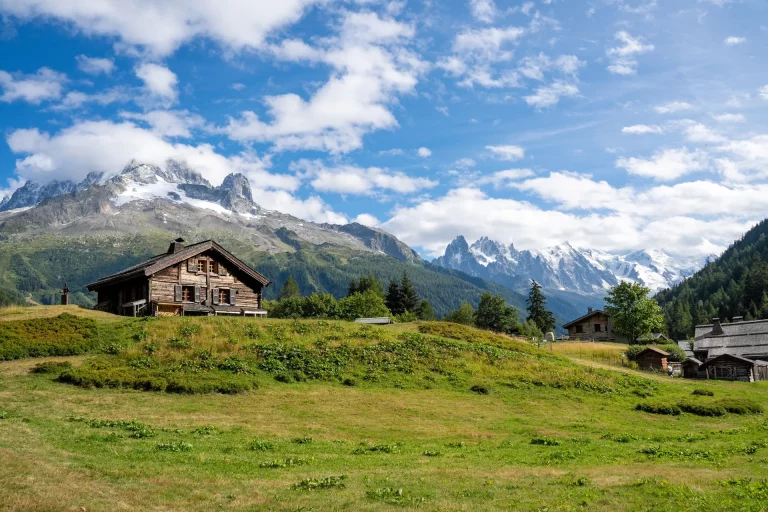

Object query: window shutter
[212,288,220,305]
[187,259,197,272]
[218,263,227,276]
[230,289,237,306]
[174,285,182,302]
[194,286,201,303]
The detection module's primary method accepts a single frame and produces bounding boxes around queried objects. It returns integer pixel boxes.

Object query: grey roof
[700,353,763,368]
[683,357,703,366]
[354,317,394,325]
[637,346,671,357]
[677,340,694,358]
[691,318,768,359]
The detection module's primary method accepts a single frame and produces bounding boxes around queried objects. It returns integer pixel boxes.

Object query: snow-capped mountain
[433,235,711,296]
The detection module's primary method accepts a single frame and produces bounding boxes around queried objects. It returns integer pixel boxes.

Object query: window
[575,325,584,334]
[218,288,230,304]
[594,324,601,332]
[187,258,201,273]
[182,286,194,302]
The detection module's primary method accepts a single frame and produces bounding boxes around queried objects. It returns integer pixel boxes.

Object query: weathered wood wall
[705,359,756,382]
[637,353,667,371]
[95,278,147,314]
[567,313,615,340]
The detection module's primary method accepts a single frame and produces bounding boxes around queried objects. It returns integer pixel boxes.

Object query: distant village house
[562,308,626,342]
[87,239,270,317]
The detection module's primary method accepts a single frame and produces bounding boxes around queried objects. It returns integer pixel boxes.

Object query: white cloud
[469,0,496,23]
[453,157,477,169]
[291,160,437,196]
[676,121,726,143]
[712,113,745,123]
[135,63,178,105]
[417,147,432,158]
[724,36,745,46]
[53,87,131,110]
[654,101,694,114]
[523,81,579,108]
[119,110,205,138]
[0,0,322,57]
[760,85,768,100]
[476,168,535,186]
[352,213,381,227]
[485,144,525,161]
[0,67,66,104]
[606,31,654,75]
[616,147,709,181]
[76,55,115,75]
[222,11,425,154]
[231,83,246,91]
[622,124,663,135]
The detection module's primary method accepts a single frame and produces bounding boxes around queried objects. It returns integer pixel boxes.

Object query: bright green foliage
[475,292,521,334]
[444,302,475,325]
[0,313,104,360]
[299,293,339,318]
[604,282,664,345]
[416,299,437,321]
[348,273,384,298]
[518,319,544,341]
[270,296,305,318]
[337,290,391,320]
[279,276,301,300]
[526,280,555,333]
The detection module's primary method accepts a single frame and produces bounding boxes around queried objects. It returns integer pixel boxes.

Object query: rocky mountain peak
[220,173,253,202]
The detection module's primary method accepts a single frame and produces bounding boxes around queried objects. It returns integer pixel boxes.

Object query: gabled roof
[683,357,703,366]
[86,240,270,290]
[699,353,761,368]
[636,346,671,357]
[562,309,605,329]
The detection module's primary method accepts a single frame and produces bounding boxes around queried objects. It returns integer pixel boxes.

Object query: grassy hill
[2,307,768,511]
[0,234,584,325]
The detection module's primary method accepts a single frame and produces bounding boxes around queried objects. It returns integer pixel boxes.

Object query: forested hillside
[656,219,768,339]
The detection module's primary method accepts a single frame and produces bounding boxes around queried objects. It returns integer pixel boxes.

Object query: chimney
[711,318,724,336]
[588,307,593,314]
[732,316,744,323]
[168,237,185,254]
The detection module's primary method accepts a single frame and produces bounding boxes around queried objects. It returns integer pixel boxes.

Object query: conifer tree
[526,280,555,333]
[399,271,419,313]
[358,273,384,297]
[385,279,403,315]
[416,299,437,321]
[347,278,359,297]
[279,276,301,300]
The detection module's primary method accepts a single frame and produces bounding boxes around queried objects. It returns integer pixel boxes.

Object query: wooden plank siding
[566,312,616,341]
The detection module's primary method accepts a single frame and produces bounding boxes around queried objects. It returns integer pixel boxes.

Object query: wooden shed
[681,357,705,379]
[699,354,768,382]
[635,346,670,372]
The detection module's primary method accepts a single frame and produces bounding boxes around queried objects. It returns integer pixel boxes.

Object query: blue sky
[1,0,767,259]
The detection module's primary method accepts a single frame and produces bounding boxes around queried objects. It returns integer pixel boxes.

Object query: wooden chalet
[87,239,270,317]
[562,308,626,342]
[699,354,768,383]
[634,346,670,372]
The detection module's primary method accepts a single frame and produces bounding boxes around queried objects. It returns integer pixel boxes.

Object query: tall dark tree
[385,279,403,315]
[279,276,301,300]
[475,292,521,334]
[399,271,419,313]
[526,280,555,333]
[347,278,359,297]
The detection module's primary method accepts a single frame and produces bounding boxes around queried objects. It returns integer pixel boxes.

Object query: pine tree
[357,273,384,297]
[279,276,301,300]
[385,279,403,316]
[416,299,437,321]
[347,279,359,297]
[399,271,419,313]
[760,291,768,319]
[526,280,555,333]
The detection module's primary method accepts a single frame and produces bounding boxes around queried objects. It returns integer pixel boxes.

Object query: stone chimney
[732,316,744,323]
[168,237,185,254]
[711,318,724,335]
[588,307,593,314]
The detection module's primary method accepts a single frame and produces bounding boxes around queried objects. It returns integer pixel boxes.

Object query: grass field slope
[2,307,768,511]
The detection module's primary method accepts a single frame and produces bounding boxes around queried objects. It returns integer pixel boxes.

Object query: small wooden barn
[635,346,670,372]
[87,238,270,317]
[681,357,705,379]
[699,354,768,382]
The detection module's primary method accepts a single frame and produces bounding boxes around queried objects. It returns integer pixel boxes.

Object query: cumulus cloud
[654,101,694,114]
[523,81,579,108]
[291,159,437,196]
[417,147,432,157]
[76,55,115,75]
[622,124,663,134]
[0,67,66,104]
[485,144,525,161]
[712,113,745,123]
[0,0,322,57]
[760,85,768,100]
[469,0,496,23]
[616,147,709,181]
[135,63,178,105]
[222,11,425,154]
[119,110,205,138]
[724,36,745,46]
[606,31,654,75]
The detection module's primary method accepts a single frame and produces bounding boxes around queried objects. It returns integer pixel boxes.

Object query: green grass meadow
[1,307,768,511]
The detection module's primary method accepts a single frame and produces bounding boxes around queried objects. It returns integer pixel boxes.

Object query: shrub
[625,345,648,361]
[249,440,274,451]
[470,384,490,395]
[30,361,72,374]
[715,398,763,415]
[342,377,357,387]
[292,475,347,491]
[679,401,726,417]
[692,389,715,397]
[0,313,101,360]
[168,337,192,349]
[635,401,681,415]
[531,436,561,446]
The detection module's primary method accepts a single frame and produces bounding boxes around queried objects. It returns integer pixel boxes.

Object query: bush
[692,389,715,397]
[0,314,101,360]
[677,401,726,417]
[715,398,763,415]
[470,384,490,395]
[625,345,648,361]
[30,361,72,374]
[249,440,274,451]
[337,290,391,321]
[342,377,357,387]
[635,401,681,415]
[443,302,475,326]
